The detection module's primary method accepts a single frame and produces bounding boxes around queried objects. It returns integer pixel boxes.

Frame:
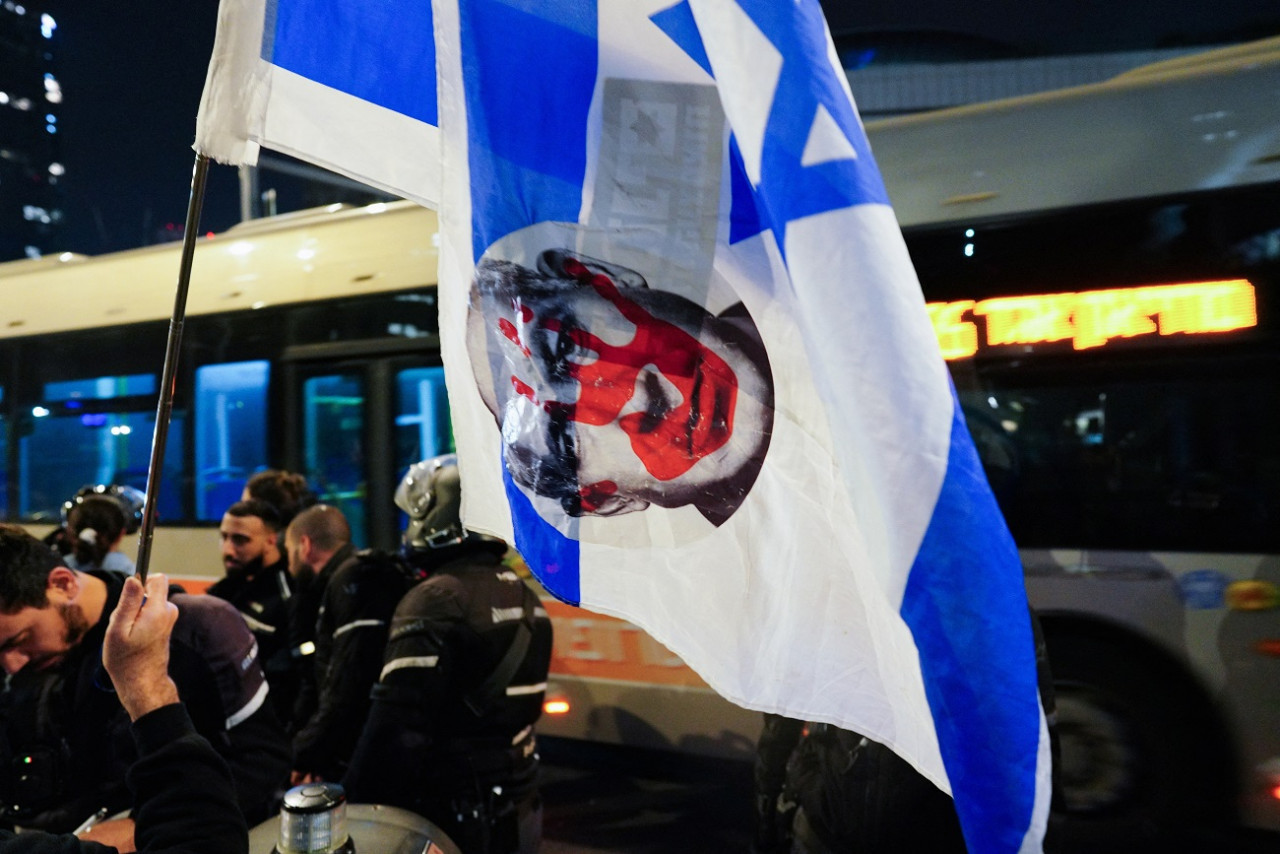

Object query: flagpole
[135,153,211,583]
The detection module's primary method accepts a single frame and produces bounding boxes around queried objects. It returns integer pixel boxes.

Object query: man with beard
[210,499,296,726]
[466,250,775,527]
[0,524,289,836]
[284,504,409,784]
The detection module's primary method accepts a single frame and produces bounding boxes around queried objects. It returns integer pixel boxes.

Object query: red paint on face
[499,317,531,357]
[501,259,739,481]
[577,480,618,513]
[511,377,537,402]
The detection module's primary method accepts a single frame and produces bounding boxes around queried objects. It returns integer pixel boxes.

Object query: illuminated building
[0,1,61,261]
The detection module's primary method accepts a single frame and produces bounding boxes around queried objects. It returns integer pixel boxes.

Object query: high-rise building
[0,1,62,261]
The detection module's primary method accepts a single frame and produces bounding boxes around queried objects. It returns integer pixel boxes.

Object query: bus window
[958,360,1280,554]
[44,374,156,402]
[394,366,453,472]
[393,366,454,535]
[194,361,270,521]
[19,374,184,523]
[302,373,367,546]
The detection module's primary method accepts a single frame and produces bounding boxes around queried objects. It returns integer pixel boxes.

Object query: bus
[872,36,1280,840]
[1,35,1277,840]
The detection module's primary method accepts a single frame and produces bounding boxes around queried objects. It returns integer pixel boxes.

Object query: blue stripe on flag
[902,393,1041,854]
[267,0,438,125]
[463,0,596,605]
[503,466,581,605]
[461,0,597,262]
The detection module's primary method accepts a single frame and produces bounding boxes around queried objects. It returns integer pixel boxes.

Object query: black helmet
[61,484,147,535]
[395,454,466,551]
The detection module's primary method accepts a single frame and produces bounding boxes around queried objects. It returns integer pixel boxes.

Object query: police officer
[210,499,296,726]
[285,504,409,783]
[342,455,553,854]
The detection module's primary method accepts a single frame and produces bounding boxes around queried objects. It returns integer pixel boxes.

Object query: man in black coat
[0,571,249,853]
[284,504,409,783]
[0,525,289,836]
[209,499,297,727]
[343,455,553,854]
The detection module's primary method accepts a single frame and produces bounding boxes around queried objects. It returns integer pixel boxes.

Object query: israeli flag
[196,0,442,205]
[198,1,1052,850]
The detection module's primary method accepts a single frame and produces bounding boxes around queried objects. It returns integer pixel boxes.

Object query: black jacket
[0,571,290,833]
[342,543,553,813]
[207,563,296,727]
[0,703,247,854]
[291,546,409,779]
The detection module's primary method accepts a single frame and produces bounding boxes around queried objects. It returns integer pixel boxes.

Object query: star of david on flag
[196,1,1054,850]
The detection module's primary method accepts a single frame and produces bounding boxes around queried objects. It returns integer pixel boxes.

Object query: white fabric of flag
[195,0,442,206]
[196,1,1052,851]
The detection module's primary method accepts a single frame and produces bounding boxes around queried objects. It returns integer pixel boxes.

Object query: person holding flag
[197,1,1053,850]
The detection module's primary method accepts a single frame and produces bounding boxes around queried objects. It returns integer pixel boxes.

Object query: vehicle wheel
[1044,628,1236,852]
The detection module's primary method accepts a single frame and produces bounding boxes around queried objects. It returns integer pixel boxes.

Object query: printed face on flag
[466,244,774,528]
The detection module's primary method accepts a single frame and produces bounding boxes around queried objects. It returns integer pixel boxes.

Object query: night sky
[53,1,239,256]
[45,1,1280,258]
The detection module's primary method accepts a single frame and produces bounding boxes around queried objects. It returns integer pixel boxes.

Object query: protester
[0,524,289,834]
[64,496,135,575]
[0,571,249,853]
[241,469,316,530]
[285,504,409,782]
[782,726,968,853]
[752,716,968,853]
[343,455,553,854]
[752,606,1061,854]
[209,499,296,726]
[751,713,804,854]
[44,486,144,565]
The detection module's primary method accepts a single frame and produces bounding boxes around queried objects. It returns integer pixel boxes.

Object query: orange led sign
[927,279,1257,360]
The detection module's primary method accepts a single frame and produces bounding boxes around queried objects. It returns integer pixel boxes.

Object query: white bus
[872,35,1280,841]
[1,35,1277,842]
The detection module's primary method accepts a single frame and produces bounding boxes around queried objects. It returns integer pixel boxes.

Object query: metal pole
[238,163,259,222]
[135,153,211,583]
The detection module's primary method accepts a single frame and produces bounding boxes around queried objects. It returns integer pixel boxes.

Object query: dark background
[52,1,239,254]
[44,0,1280,257]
